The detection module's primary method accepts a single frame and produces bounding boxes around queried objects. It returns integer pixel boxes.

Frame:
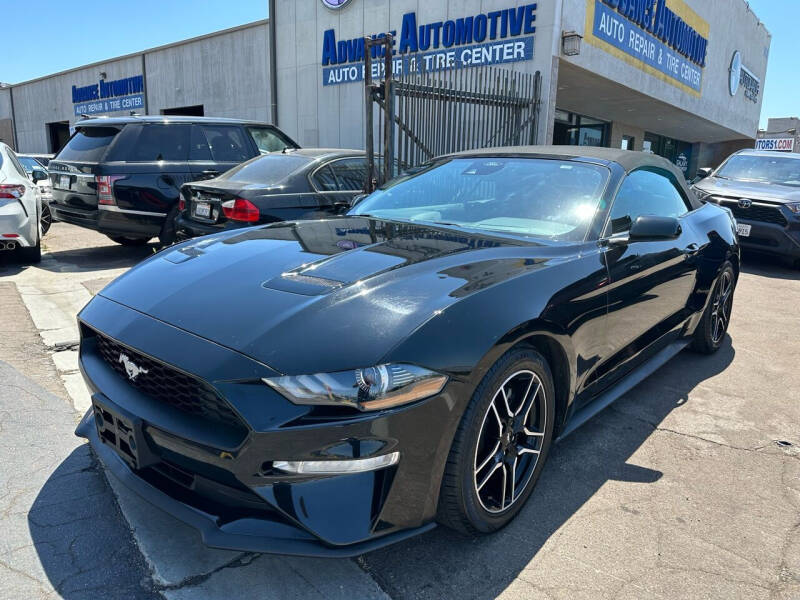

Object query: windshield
[18,156,44,173]
[349,158,609,240]
[716,154,800,187]
[220,153,311,184]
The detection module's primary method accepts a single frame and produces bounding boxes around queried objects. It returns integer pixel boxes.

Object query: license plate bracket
[91,395,157,471]
[194,201,211,218]
[736,223,752,237]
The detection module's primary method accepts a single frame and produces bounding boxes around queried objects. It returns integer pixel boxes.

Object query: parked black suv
[48,116,299,245]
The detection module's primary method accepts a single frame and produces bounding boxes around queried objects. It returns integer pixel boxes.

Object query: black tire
[17,237,41,264]
[40,203,52,236]
[691,261,735,354]
[106,235,150,246]
[158,205,180,246]
[437,347,556,535]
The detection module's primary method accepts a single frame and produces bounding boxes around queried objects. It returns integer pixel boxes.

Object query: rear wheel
[437,348,555,535]
[40,203,52,236]
[106,235,150,247]
[158,205,180,246]
[691,261,735,354]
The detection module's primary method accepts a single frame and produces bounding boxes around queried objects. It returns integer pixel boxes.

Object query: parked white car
[17,154,53,235]
[0,143,43,263]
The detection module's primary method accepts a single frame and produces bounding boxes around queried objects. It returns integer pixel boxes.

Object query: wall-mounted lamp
[562,31,583,56]
[99,71,107,80]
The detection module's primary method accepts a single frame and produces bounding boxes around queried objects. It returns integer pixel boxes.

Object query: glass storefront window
[553,109,610,148]
[644,132,693,179]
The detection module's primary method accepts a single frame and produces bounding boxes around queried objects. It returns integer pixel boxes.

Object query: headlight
[691,185,712,202]
[786,201,800,214]
[263,363,448,411]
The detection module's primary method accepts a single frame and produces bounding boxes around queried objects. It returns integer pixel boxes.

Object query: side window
[312,165,339,191]
[200,126,252,162]
[8,151,28,178]
[128,124,190,162]
[247,127,291,153]
[329,158,368,191]
[189,125,212,161]
[609,169,691,234]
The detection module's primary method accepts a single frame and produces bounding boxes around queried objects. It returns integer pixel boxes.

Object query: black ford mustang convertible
[76,147,739,556]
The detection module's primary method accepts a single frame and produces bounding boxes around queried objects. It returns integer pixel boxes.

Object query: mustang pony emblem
[119,353,149,381]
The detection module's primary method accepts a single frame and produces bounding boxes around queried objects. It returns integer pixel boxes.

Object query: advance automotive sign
[587,0,709,94]
[320,4,537,86]
[755,138,795,152]
[72,75,145,116]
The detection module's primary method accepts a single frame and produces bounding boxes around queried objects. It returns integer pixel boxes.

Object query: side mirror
[695,167,713,180]
[629,215,682,241]
[608,216,682,246]
[31,169,48,183]
[349,193,368,208]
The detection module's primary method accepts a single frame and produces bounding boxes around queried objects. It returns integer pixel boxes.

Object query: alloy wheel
[473,370,547,514]
[41,204,52,236]
[711,271,733,344]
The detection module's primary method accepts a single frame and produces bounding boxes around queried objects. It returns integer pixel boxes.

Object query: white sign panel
[755,138,795,152]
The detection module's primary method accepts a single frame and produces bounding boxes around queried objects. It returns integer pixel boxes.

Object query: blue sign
[320,4,537,85]
[593,0,702,92]
[323,36,534,86]
[74,93,145,116]
[72,75,145,115]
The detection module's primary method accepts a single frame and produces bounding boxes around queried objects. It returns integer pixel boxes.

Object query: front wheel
[691,261,735,354]
[437,348,555,535]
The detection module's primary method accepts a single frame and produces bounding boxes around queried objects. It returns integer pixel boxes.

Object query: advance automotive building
[1,0,769,177]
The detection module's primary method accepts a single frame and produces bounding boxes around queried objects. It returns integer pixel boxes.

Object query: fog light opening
[273,451,400,475]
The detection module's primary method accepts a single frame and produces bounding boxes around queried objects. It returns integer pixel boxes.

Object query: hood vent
[262,272,345,296]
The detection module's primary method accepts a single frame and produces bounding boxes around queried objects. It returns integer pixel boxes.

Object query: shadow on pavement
[27,447,160,600]
[740,250,800,281]
[360,338,736,599]
[0,240,161,277]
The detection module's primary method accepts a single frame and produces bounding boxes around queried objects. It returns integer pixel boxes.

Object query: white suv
[0,143,43,263]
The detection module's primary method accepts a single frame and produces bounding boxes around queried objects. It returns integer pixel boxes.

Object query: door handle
[201,170,219,178]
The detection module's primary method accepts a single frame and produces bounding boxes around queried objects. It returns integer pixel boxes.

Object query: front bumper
[75,295,463,556]
[77,408,434,556]
[737,219,800,259]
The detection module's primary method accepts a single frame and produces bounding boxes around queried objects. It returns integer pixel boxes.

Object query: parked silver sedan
[0,143,44,262]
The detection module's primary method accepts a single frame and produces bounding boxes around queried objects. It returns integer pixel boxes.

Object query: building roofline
[8,18,268,88]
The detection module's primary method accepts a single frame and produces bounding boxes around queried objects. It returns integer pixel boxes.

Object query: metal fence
[364,35,542,191]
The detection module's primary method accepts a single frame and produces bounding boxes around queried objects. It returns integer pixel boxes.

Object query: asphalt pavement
[0,223,798,600]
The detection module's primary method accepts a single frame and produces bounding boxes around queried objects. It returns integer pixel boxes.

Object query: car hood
[695,176,800,204]
[98,217,563,375]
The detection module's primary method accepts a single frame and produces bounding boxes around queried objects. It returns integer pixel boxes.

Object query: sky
[0,0,795,130]
[0,0,267,84]
[745,0,798,129]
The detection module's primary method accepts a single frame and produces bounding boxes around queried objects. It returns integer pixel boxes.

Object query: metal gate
[364,35,542,192]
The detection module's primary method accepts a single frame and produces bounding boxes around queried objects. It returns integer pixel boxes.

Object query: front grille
[95,332,245,431]
[714,197,788,226]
